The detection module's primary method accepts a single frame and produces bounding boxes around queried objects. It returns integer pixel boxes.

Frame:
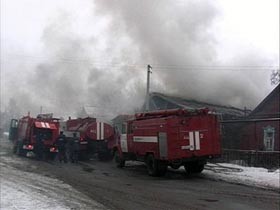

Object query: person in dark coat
[68,133,80,163]
[55,131,68,163]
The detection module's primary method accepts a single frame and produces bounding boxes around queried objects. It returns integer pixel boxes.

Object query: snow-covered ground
[127,160,279,190]
[202,163,280,190]
[1,133,106,210]
[0,158,107,210]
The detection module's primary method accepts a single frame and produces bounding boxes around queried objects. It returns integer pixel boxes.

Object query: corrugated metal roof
[145,92,245,119]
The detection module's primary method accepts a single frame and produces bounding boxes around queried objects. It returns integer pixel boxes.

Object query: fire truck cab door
[9,119,18,141]
[158,132,167,158]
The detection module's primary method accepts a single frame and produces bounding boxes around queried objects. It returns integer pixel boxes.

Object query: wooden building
[240,85,280,151]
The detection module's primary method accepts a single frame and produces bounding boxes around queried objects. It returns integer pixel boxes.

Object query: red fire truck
[113,108,221,176]
[9,114,59,159]
[61,117,115,160]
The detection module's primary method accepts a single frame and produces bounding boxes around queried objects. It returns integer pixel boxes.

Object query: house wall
[240,86,279,151]
[240,120,280,151]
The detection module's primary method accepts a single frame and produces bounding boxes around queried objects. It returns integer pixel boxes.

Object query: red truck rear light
[50,147,58,152]
[23,144,34,150]
[79,137,88,144]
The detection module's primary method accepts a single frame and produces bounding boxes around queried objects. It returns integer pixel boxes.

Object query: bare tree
[271,69,280,85]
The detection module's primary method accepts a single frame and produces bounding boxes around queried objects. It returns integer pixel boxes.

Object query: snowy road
[0,139,107,210]
[1,138,279,210]
[0,161,107,210]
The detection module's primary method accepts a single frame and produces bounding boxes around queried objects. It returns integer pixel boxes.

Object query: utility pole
[145,64,152,111]
[40,106,43,114]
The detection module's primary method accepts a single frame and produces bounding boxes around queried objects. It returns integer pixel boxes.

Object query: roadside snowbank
[203,163,280,190]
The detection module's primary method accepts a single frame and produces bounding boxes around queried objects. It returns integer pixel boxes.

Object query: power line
[1,53,278,71]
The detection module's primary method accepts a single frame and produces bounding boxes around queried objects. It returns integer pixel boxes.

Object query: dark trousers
[58,148,67,163]
[70,150,79,163]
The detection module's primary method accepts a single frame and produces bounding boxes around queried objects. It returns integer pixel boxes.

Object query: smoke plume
[2,0,277,121]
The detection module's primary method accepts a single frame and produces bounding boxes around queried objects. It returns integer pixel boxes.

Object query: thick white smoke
[1,0,277,121]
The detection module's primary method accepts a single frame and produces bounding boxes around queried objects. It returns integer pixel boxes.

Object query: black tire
[15,141,27,157]
[46,152,56,161]
[146,154,167,176]
[16,145,20,155]
[114,150,125,168]
[184,163,194,174]
[193,163,204,173]
[184,161,205,174]
[13,143,18,154]
[98,151,113,161]
[158,163,167,176]
[170,164,181,170]
[78,151,89,161]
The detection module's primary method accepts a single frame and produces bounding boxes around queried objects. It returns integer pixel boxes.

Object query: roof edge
[249,84,279,116]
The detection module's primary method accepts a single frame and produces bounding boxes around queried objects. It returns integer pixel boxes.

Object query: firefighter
[68,133,79,163]
[55,131,68,163]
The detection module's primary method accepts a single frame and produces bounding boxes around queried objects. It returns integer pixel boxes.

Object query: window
[11,119,18,128]
[127,123,133,134]
[121,123,127,134]
[263,126,275,151]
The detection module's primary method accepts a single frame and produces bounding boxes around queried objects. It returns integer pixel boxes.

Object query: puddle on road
[199,198,219,202]
[82,166,95,173]
[102,172,110,176]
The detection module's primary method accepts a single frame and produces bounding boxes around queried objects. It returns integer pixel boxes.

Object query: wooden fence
[213,149,280,169]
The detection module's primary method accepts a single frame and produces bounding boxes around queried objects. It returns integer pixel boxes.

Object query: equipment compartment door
[120,134,128,152]
[158,132,167,158]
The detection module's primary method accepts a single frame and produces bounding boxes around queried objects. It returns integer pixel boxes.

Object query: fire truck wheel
[15,142,22,155]
[15,145,20,155]
[170,164,180,170]
[146,154,166,176]
[114,150,125,168]
[98,151,112,161]
[13,144,17,154]
[15,141,25,156]
[193,163,205,173]
[47,152,56,161]
[158,163,167,176]
[79,152,89,161]
[183,163,193,174]
[184,162,205,174]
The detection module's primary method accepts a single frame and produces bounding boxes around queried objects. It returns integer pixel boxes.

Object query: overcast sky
[1,0,279,118]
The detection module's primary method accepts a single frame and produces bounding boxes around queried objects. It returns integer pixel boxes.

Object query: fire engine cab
[113,108,221,176]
